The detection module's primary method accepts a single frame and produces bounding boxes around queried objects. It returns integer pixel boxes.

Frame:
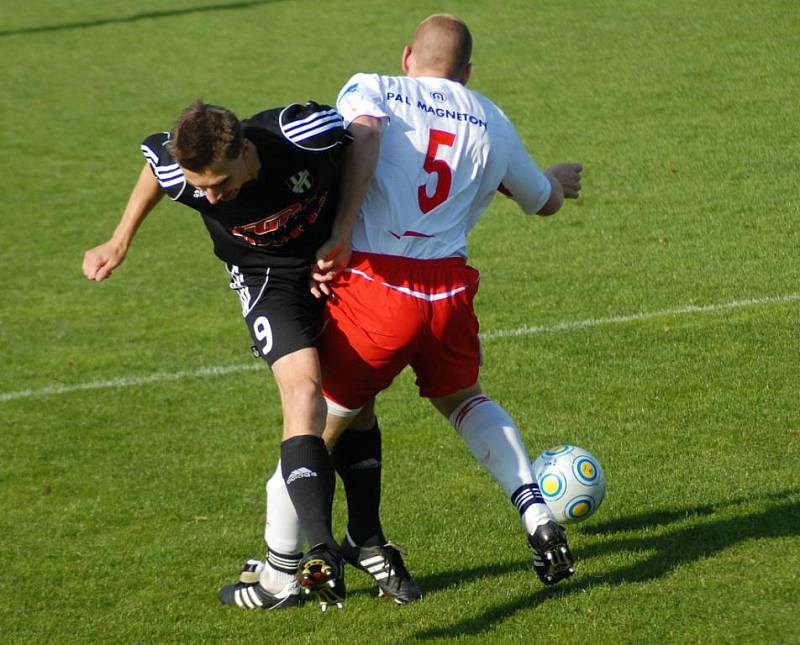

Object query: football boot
[218,558,302,610]
[527,521,575,585]
[340,539,422,604]
[297,544,346,611]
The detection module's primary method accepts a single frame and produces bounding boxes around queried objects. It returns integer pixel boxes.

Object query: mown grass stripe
[2,294,796,403]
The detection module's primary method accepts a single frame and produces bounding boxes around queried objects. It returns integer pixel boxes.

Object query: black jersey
[141,103,350,270]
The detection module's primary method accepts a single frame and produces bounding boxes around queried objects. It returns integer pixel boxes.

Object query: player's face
[182,148,250,205]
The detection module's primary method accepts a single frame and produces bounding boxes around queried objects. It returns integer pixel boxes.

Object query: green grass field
[1,0,798,642]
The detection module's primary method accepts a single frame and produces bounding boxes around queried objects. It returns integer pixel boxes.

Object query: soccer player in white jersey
[237,14,583,609]
[320,11,582,589]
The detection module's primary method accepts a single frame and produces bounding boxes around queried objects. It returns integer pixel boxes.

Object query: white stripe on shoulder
[159,176,186,188]
[282,108,341,131]
[140,145,159,165]
[286,115,344,142]
[155,166,183,180]
[278,104,344,151]
[140,147,182,178]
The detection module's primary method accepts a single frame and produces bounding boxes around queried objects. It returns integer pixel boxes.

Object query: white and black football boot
[297,544,346,611]
[527,521,575,585]
[218,559,302,610]
[340,540,422,604]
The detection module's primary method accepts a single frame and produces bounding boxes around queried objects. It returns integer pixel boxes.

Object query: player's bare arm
[538,163,583,215]
[82,162,164,282]
[311,116,384,298]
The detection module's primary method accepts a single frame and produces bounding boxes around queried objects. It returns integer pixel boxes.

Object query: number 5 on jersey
[418,129,456,213]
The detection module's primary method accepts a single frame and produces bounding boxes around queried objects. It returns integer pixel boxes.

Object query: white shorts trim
[324,396,363,418]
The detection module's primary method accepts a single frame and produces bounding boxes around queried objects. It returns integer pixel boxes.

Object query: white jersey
[336,73,552,259]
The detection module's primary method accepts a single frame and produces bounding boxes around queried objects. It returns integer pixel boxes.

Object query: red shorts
[319,252,481,409]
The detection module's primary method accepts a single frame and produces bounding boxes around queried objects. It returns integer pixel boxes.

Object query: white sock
[259,462,304,594]
[264,461,305,554]
[520,500,554,533]
[449,395,553,533]
[259,558,298,596]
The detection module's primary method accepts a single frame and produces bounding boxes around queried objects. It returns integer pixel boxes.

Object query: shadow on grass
[0,0,279,38]
[412,490,800,640]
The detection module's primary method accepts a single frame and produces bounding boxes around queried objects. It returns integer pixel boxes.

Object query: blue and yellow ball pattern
[573,456,600,485]
[566,496,594,521]
[539,472,566,501]
[542,445,572,458]
[532,444,606,524]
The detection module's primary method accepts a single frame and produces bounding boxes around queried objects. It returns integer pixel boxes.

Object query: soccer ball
[532,444,606,524]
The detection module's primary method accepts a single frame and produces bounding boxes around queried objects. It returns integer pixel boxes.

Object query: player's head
[169,101,255,204]
[402,14,472,85]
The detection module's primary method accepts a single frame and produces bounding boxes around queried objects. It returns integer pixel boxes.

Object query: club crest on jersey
[431,90,447,103]
[286,169,313,194]
[193,188,206,199]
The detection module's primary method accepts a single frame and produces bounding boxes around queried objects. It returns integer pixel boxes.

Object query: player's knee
[284,377,326,419]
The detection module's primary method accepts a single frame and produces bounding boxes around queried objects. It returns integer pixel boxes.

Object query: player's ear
[401,45,412,74]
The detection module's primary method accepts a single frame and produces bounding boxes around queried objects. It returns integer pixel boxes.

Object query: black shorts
[227,264,325,366]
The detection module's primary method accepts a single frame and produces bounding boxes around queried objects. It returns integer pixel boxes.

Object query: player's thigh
[412,278,481,400]
[318,274,417,411]
[229,265,325,366]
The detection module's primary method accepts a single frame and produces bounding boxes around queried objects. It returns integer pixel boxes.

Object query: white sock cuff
[448,395,535,498]
[267,548,302,573]
[449,394,492,432]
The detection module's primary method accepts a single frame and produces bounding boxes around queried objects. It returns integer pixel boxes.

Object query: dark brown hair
[168,101,244,171]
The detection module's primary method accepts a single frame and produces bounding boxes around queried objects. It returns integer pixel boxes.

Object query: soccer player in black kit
[83,101,365,609]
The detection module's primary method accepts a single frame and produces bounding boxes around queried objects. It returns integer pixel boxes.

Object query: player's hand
[310,238,352,299]
[82,240,126,282]
[546,163,583,199]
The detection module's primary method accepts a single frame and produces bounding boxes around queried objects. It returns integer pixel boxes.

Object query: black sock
[280,435,336,550]
[332,421,385,548]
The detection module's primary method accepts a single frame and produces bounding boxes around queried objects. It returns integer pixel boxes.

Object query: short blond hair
[411,14,472,79]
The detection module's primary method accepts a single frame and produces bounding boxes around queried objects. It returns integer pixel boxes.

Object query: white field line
[481,293,800,340]
[2,293,797,403]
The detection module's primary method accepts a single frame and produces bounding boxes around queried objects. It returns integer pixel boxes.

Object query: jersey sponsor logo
[416,100,487,128]
[230,194,328,247]
[384,92,487,128]
[232,203,303,242]
[286,169,313,194]
[286,467,317,485]
[386,91,412,105]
